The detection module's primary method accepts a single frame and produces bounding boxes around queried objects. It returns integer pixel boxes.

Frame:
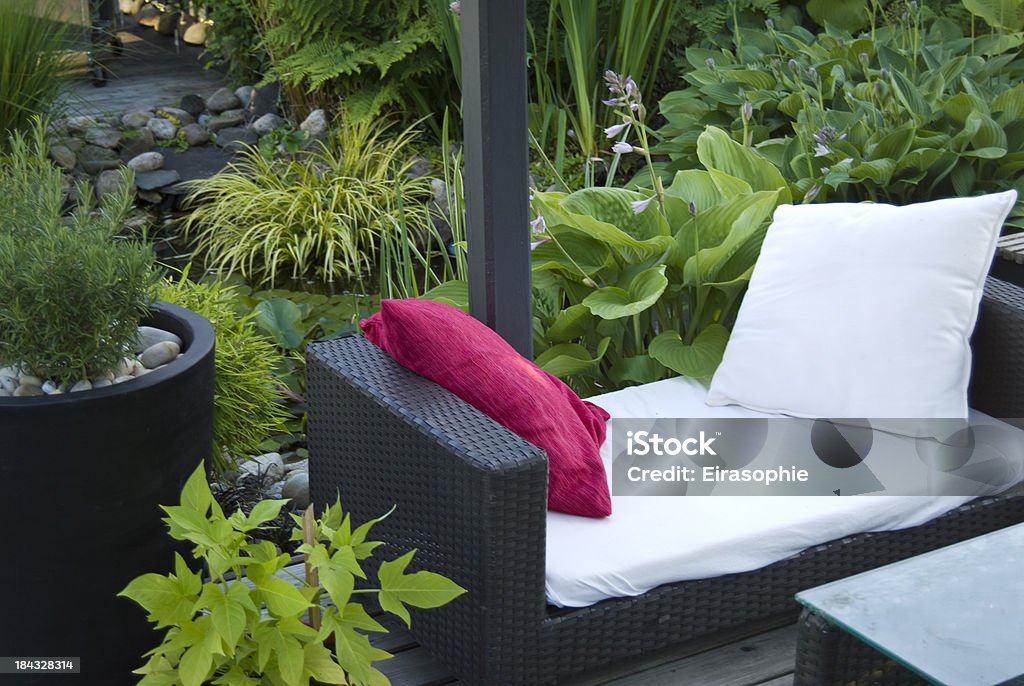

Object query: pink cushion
[361,299,612,517]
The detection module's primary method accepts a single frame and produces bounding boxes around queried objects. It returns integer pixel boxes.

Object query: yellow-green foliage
[181,118,435,288]
[158,270,292,473]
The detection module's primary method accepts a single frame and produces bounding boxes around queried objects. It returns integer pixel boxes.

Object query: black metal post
[462,0,533,358]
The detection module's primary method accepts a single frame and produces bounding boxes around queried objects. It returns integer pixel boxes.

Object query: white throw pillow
[706,191,1017,420]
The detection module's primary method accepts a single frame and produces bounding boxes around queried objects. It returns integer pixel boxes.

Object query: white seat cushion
[545,376,1024,608]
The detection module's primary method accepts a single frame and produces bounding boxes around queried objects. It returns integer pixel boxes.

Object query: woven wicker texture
[307,276,1024,686]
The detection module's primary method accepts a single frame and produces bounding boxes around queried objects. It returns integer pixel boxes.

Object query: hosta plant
[653,6,1024,226]
[120,464,466,686]
[529,73,786,396]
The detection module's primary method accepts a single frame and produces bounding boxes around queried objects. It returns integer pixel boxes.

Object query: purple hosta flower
[820,165,830,174]
[602,97,627,107]
[740,101,753,122]
[788,58,800,72]
[449,1,460,14]
[624,77,639,99]
[805,184,821,202]
[858,52,870,65]
[530,213,546,237]
[879,68,889,80]
[603,119,631,138]
[813,143,831,157]
[765,18,774,29]
[705,57,716,70]
[807,67,818,81]
[631,195,656,215]
[612,141,635,155]
[688,201,697,217]
[812,126,846,145]
[605,70,626,94]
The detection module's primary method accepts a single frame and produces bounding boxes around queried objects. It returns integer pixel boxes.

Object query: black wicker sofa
[307,276,1024,686]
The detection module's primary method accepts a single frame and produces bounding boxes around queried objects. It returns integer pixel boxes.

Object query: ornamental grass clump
[181,116,435,289]
[0,123,156,384]
[158,269,293,474]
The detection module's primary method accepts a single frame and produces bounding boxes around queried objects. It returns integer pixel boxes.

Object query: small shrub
[0,124,155,383]
[181,117,435,288]
[158,269,292,473]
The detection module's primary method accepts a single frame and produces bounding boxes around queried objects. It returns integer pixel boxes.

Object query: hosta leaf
[254,298,305,349]
[869,125,916,162]
[663,169,750,214]
[649,324,730,380]
[544,304,592,343]
[993,83,1024,121]
[806,0,869,31]
[533,191,672,259]
[378,550,467,627]
[697,127,791,203]
[535,339,610,377]
[583,266,668,319]
[962,146,1008,159]
[850,159,896,184]
[419,280,468,310]
[970,111,1008,149]
[531,231,610,276]
[962,0,1024,30]
[608,355,666,385]
[889,69,932,121]
[560,187,671,241]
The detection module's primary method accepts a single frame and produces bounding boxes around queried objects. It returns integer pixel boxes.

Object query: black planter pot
[0,301,214,684]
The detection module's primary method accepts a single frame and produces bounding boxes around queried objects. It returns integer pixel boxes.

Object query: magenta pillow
[361,299,612,518]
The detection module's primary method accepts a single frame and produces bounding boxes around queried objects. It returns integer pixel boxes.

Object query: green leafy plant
[251,0,453,123]
[0,0,69,142]
[181,117,435,288]
[652,7,1024,226]
[158,269,293,474]
[120,464,466,686]
[0,123,156,383]
[528,74,785,395]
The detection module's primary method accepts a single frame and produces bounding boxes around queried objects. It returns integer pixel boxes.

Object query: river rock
[113,375,134,384]
[66,115,97,133]
[181,123,209,146]
[234,85,254,107]
[127,151,164,172]
[300,109,328,138]
[49,144,77,170]
[119,127,155,160]
[206,87,241,114]
[14,384,43,397]
[251,112,285,136]
[240,452,285,483]
[284,458,308,474]
[140,341,180,369]
[135,169,181,190]
[182,21,208,45]
[157,107,195,126]
[180,93,206,117]
[92,378,112,389]
[121,110,153,128]
[215,127,258,151]
[136,4,160,27]
[135,326,182,353]
[120,0,143,14]
[85,127,122,149]
[282,471,310,509]
[96,169,134,196]
[41,380,59,394]
[80,144,120,173]
[207,111,244,132]
[147,117,177,140]
[70,380,92,393]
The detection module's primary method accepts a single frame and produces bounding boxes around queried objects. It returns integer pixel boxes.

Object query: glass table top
[796,522,1024,686]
